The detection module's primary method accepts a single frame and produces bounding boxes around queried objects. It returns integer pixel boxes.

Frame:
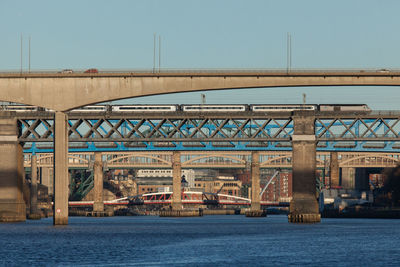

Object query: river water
[1,215,400,266]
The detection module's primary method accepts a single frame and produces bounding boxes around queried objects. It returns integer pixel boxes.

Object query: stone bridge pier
[288,112,321,223]
[245,151,266,217]
[171,151,182,211]
[28,154,41,219]
[53,112,69,225]
[0,113,26,222]
[330,152,340,187]
[93,152,104,214]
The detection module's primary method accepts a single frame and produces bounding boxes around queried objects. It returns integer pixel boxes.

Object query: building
[137,184,170,194]
[261,171,292,202]
[278,172,292,202]
[369,173,386,189]
[193,178,242,196]
[136,169,196,188]
[237,172,251,185]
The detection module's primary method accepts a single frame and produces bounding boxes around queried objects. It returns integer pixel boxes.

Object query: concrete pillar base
[159,209,203,217]
[288,213,321,223]
[87,211,114,217]
[0,201,26,222]
[202,209,240,215]
[245,210,267,217]
[171,202,183,211]
[93,202,104,213]
[250,202,261,211]
[54,216,68,225]
[289,197,320,223]
[27,213,42,220]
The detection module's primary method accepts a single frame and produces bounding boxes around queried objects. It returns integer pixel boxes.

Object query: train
[1,104,371,113]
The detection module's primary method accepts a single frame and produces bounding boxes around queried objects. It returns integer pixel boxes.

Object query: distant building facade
[136,169,196,188]
[193,178,242,196]
[261,170,292,202]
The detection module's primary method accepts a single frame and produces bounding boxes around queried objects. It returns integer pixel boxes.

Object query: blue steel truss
[17,112,400,153]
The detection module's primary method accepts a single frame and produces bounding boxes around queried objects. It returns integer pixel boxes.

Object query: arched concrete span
[1,71,400,111]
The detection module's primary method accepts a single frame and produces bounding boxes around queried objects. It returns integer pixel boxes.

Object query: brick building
[261,171,292,202]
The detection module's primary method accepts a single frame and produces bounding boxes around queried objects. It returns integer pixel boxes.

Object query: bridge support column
[0,114,26,222]
[341,167,355,189]
[93,152,104,213]
[251,151,261,210]
[53,112,69,225]
[172,151,182,210]
[330,152,339,188]
[28,155,41,219]
[161,152,202,217]
[289,112,320,223]
[246,151,266,217]
[41,167,53,195]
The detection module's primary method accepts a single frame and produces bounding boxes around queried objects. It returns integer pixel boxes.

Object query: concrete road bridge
[1,69,400,111]
[2,69,400,224]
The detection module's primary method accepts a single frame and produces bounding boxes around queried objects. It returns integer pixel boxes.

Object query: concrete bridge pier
[288,112,321,223]
[41,167,53,195]
[53,112,69,225]
[171,151,182,211]
[246,151,266,217]
[92,152,104,215]
[160,151,202,217]
[330,152,340,187]
[28,154,41,219]
[341,167,356,189]
[0,114,26,222]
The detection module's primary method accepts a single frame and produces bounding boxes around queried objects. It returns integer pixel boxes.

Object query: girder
[15,111,400,152]
[24,151,400,169]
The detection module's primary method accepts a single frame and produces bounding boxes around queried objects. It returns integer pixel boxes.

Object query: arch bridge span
[1,70,400,111]
[24,151,400,169]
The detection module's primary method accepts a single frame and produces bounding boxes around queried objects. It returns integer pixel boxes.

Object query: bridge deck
[2,69,400,78]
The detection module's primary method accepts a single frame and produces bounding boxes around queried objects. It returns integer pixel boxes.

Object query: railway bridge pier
[289,112,320,223]
[0,113,25,222]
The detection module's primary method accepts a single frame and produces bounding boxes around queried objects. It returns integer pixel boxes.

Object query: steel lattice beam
[15,111,400,152]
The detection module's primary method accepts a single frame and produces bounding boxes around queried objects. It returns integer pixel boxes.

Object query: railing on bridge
[2,68,400,75]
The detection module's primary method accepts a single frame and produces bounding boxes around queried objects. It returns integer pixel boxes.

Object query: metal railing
[1,68,400,75]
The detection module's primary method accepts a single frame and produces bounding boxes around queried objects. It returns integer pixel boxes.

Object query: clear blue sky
[1,0,400,109]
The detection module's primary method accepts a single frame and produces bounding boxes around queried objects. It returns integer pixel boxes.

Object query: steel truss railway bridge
[17,110,400,153]
[3,69,400,224]
[18,110,400,171]
[18,109,400,223]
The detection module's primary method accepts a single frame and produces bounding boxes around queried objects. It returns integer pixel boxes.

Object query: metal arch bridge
[16,110,400,153]
[68,192,285,207]
[24,151,400,169]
